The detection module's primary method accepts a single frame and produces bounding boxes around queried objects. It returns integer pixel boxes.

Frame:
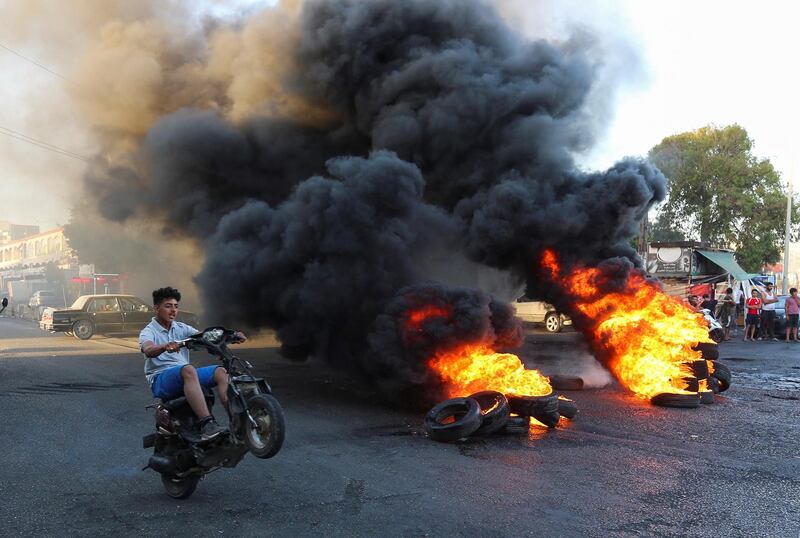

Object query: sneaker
[757,337,763,341]
[744,337,749,341]
[200,419,226,440]
[773,338,779,341]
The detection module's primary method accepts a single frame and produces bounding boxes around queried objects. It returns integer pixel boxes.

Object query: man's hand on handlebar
[164,341,182,353]
[233,331,247,344]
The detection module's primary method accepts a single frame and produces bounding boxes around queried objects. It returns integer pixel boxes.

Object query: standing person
[760,282,779,341]
[784,288,800,342]
[744,289,762,341]
[700,293,717,315]
[715,287,736,341]
[733,285,744,336]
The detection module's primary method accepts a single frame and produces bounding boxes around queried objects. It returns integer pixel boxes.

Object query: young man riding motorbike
[139,287,246,440]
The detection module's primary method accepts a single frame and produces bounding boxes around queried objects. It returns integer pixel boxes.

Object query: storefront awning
[696,250,757,281]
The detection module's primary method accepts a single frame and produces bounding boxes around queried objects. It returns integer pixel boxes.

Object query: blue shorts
[151,365,219,399]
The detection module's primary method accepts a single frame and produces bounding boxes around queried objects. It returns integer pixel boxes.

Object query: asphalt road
[1,317,799,537]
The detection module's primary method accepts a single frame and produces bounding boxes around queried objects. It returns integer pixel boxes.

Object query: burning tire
[699,390,714,404]
[690,360,710,379]
[707,376,720,394]
[693,342,719,361]
[650,392,701,408]
[507,393,558,417]
[501,415,530,434]
[468,391,510,436]
[424,398,482,442]
[557,397,578,419]
[710,361,731,392]
[549,375,584,391]
[679,377,700,392]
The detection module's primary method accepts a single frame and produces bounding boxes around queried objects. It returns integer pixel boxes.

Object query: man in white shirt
[139,287,246,440]
[760,282,779,341]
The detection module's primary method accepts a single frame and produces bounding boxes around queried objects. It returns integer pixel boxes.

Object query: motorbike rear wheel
[243,394,285,459]
[161,474,199,499]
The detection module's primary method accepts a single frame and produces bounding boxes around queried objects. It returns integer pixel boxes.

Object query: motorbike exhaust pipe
[148,455,177,474]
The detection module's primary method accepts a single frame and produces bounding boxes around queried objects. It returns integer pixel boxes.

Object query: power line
[0,125,89,162]
[0,41,66,80]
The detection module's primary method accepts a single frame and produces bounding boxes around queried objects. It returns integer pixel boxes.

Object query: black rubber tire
[532,410,561,428]
[468,391,510,436]
[161,474,199,499]
[693,342,719,361]
[501,415,530,434]
[690,360,710,379]
[424,398,482,442]
[72,319,93,340]
[651,392,701,408]
[699,390,714,404]
[557,398,578,419]
[243,394,286,459]
[711,361,731,392]
[678,377,700,392]
[544,313,562,333]
[707,376,720,394]
[550,375,584,391]
[507,393,558,417]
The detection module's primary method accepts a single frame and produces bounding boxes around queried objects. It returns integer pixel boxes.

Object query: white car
[515,298,572,333]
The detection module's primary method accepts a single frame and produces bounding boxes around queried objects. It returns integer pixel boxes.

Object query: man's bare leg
[181,365,211,419]
[214,367,229,410]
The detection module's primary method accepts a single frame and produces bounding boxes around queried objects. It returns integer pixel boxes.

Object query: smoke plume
[63,0,665,399]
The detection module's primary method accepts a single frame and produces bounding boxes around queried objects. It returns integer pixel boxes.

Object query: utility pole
[783,169,793,295]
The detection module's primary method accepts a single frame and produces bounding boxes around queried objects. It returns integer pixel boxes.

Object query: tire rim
[247,411,272,449]
[75,321,90,338]
[546,316,559,331]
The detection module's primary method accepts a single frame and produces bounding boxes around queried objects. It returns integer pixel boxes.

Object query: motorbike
[701,308,725,343]
[142,326,285,499]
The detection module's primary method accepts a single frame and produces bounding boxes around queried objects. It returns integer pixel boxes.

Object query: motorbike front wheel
[161,474,199,499]
[243,394,285,459]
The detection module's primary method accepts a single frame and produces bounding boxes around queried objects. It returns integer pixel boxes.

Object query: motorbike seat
[158,388,215,411]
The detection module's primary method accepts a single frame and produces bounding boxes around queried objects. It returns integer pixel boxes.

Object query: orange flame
[406,305,553,398]
[542,250,712,398]
[429,343,552,398]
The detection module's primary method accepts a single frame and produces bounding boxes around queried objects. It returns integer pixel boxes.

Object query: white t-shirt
[762,290,777,311]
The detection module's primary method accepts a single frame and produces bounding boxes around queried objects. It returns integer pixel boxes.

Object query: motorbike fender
[256,378,272,394]
[143,433,156,449]
[227,385,246,414]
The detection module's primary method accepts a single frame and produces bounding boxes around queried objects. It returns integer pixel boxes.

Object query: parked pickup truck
[514,297,572,333]
[40,294,199,340]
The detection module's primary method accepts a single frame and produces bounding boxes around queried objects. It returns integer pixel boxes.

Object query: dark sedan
[39,294,199,340]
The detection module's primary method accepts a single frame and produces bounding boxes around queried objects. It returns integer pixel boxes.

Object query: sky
[0,0,797,231]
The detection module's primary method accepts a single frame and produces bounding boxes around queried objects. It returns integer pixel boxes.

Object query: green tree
[648,124,796,272]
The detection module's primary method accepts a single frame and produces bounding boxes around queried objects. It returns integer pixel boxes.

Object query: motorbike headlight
[203,328,224,345]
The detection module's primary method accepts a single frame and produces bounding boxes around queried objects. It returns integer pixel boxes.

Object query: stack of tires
[424,389,579,443]
[650,342,731,408]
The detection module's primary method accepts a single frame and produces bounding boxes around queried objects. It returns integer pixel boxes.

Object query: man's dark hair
[702,294,709,299]
[791,288,797,294]
[152,287,181,305]
[726,287,733,294]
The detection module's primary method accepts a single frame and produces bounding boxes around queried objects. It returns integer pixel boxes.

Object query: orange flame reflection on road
[542,250,711,398]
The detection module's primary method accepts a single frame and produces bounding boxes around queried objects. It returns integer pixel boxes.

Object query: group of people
[690,283,800,343]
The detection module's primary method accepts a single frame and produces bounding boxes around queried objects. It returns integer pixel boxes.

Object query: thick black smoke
[84,0,666,397]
